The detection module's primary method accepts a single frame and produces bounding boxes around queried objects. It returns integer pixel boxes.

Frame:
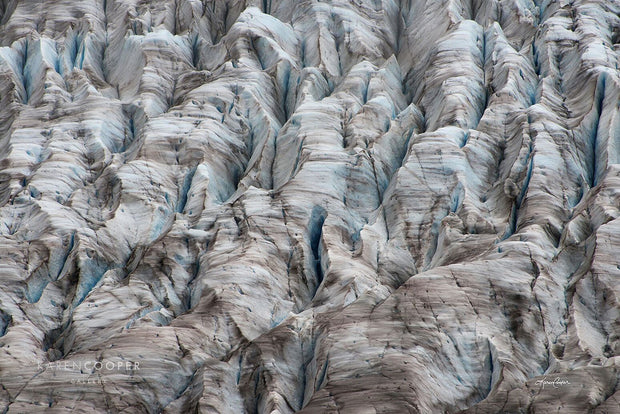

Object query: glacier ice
[0,0,620,413]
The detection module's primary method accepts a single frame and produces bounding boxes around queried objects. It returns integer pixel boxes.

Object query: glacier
[1,0,620,413]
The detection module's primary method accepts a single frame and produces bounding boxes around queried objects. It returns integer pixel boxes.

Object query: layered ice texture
[1,0,620,412]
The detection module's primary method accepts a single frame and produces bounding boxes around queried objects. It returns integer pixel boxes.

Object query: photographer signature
[534,377,570,389]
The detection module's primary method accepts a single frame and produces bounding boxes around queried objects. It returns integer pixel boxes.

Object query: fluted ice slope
[1,0,620,412]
